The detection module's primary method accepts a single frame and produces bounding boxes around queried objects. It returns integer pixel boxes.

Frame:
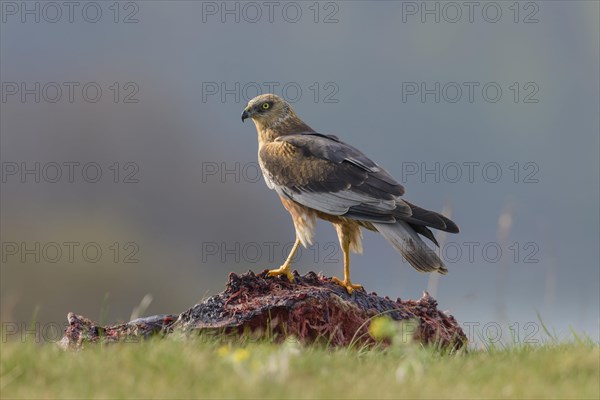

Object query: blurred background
[1,1,598,344]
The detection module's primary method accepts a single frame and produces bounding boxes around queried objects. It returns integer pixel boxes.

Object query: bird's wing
[259,132,410,222]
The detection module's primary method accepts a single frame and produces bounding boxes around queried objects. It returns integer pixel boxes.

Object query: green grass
[1,334,598,399]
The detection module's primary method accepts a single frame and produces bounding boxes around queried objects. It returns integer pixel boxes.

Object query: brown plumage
[241,94,459,293]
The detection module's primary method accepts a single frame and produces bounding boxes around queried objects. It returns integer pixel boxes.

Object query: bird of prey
[241,94,459,293]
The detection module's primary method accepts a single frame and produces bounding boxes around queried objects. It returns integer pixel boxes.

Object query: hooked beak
[241,109,250,122]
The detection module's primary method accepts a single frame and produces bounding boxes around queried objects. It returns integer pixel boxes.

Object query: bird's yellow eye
[262,103,270,110]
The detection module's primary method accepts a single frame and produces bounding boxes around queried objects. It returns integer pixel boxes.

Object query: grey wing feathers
[403,201,460,233]
[277,133,404,197]
[272,133,408,222]
[265,132,458,240]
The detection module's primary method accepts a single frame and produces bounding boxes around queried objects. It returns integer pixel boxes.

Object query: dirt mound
[60,270,467,350]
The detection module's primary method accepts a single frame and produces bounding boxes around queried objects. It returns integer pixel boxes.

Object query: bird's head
[241,94,293,128]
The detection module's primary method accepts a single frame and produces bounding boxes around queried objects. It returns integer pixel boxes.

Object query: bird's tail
[373,221,447,274]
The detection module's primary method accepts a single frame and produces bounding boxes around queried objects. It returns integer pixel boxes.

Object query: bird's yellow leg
[268,238,300,282]
[332,240,363,294]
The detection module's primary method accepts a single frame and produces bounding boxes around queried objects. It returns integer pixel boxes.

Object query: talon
[267,265,294,282]
[332,276,363,294]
